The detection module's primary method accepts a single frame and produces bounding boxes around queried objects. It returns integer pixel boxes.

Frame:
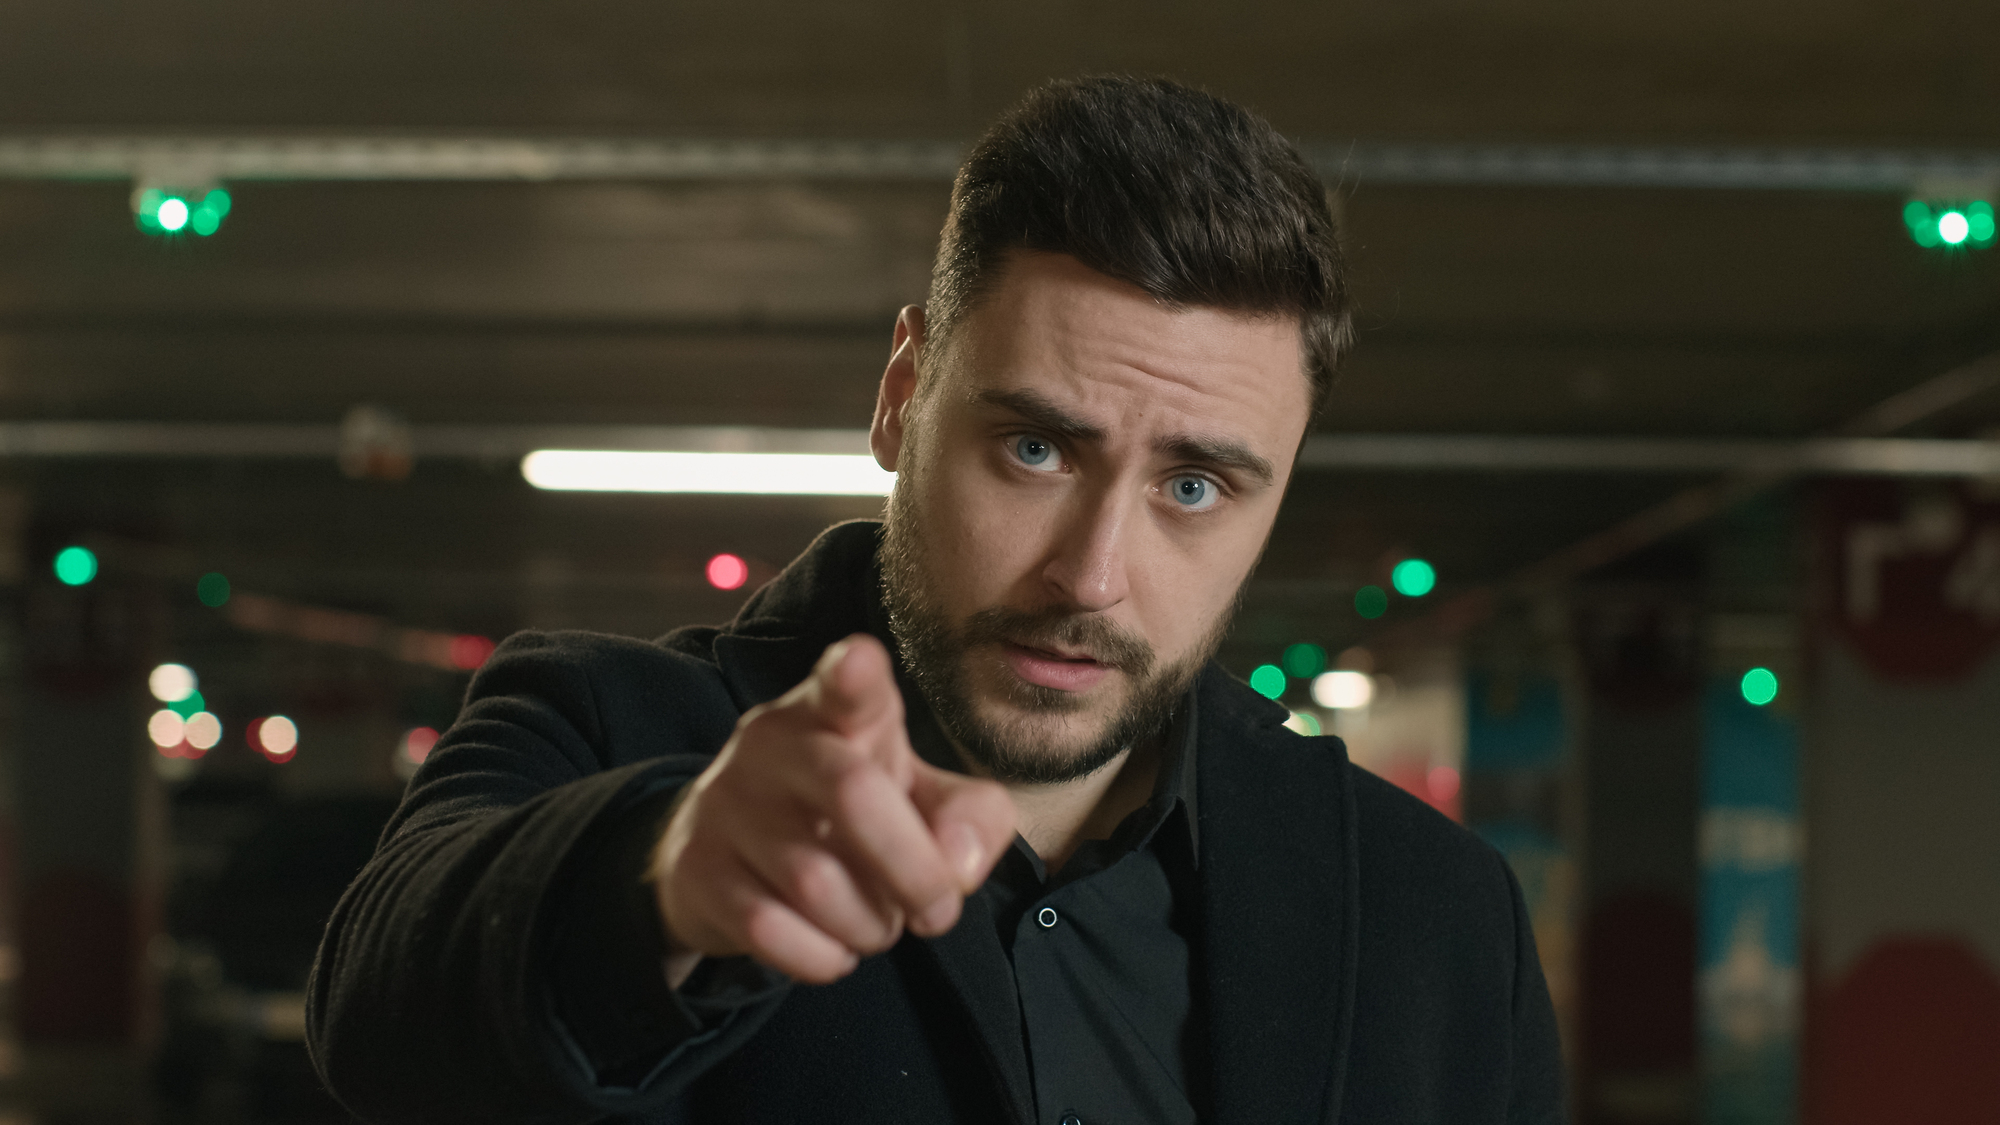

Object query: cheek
[909,447,1052,605]
[1129,512,1269,652]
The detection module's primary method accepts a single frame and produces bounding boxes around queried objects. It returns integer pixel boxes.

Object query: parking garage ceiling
[2,0,1998,645]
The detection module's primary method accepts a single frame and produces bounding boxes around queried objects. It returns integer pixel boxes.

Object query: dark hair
[927,75,1352,419]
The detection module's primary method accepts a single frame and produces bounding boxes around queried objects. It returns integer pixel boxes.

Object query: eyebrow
[974,388,1105,442]
[973,387,1276,488]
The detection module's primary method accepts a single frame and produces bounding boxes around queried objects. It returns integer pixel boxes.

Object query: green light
[1905,199,1996,250]
[1281,642,1327,679]
[196,572,231,608]
[1286,709,1323,736]
[1391,558,1437,597]
[1249,664,1287,699]
[1969,201,1996,245]
[1740,667,1779,706]
[1354,585,1388,620]
[169,689,206,720]
[189,189,232,237]
[54,546,97,586]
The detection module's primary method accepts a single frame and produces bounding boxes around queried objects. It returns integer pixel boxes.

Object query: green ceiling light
[1740,667,1780,706]
[196,572,231,607]
[1354,585,1389,620]
[1249,663,1287,699]
[54,546,98,586]
[1281,642,1328,679]
[188,189,232,236]
[134,184,232,237]
[1391,558,1437,597]
[168,689,207,720]
[1904,200,1996,250]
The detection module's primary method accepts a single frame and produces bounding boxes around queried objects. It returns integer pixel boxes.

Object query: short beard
[880,485,1236,786]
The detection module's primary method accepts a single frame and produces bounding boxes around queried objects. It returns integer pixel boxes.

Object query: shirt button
[1060,1115,1083,1125]
[1037,906,1059,928]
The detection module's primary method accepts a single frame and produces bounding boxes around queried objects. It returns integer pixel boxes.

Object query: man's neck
[1008,736,1163,875]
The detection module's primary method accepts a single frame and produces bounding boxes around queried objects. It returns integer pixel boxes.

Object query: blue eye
[1168,475,1217,509]
[1012,434,1060,471]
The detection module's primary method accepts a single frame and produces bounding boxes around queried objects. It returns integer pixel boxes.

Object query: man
[308,76,1563,1125]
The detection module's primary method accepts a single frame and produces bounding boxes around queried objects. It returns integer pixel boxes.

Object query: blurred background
[2,1,1998,1123]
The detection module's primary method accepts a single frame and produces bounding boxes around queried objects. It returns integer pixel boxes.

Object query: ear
[870,305,927,472]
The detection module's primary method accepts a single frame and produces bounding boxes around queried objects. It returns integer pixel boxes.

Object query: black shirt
[553,625,1208,1125]
[956,699,1204,1125]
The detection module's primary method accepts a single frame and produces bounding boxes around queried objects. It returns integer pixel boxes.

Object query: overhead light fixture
[520,450,895,496]
[1903,199,1996,249]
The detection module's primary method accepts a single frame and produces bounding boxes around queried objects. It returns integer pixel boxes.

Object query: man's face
[873,251,1309,785]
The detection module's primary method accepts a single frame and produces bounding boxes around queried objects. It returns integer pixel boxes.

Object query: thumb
[805,633,904,740]
[909,763,1018,894]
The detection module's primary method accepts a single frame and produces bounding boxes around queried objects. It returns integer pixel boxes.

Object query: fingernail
[947,823,985,886]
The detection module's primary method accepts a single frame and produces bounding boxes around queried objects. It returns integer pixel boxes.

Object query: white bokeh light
[183,711,222,751]
[148,710,186,747]
[149,663,197,703]
[258,715,299,759]
[1311,670,1376,710]
[521,450,894,495]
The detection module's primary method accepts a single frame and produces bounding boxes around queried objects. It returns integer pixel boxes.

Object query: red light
[403,726,440,765]
[450,635,495,670]
[706,553,749,591]
[1427,765,1461,804]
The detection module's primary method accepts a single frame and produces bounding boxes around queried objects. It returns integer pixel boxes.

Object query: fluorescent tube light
[521,450,894,495]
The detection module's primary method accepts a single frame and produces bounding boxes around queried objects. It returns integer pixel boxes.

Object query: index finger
[802,634,904,742]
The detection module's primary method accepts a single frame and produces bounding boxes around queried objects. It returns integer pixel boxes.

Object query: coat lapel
[1195,665,1361,1125]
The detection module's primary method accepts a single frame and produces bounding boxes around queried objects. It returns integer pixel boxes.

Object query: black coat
[308,521,1563,1125]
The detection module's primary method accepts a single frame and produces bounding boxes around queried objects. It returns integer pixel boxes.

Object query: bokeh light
[1354,585,1389,619]
[1312,670,1376,709]
[168,690,206,720]
[256,715,299,761]
[1391,558,1437,597]
[148,710,186,748]
[1281,642,1327,679]
[183,712,222,751]
[1248,664,1287,699]
[197,572,231,607]
[1741,667,1780,706]
[149,663,198,703]
[706,553,750,591]
[1427,765,1462,804]
[1939,211,1971,245]
[402,726,440,766]
[1284,709,1323,736]
[450,635,496,670]
[157,197,190,231]
[54,546,97,586]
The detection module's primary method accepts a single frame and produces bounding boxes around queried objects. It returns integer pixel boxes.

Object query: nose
[1040,486,1133,612]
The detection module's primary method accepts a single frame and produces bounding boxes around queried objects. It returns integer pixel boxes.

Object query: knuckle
[781,850,845,914]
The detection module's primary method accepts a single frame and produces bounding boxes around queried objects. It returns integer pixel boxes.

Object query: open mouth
[1000,641,1112,692]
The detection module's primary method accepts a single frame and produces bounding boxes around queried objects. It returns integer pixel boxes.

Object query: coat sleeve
[1502,860,1567,1125]
[304,630,790,1125]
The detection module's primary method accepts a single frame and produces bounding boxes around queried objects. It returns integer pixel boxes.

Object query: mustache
[958,605,1155,676]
